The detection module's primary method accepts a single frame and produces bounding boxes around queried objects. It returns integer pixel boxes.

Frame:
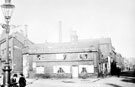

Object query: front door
[72,66,78,78]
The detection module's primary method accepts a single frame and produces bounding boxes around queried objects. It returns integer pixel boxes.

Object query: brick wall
[28,60,98,78]
[13,38,23,73]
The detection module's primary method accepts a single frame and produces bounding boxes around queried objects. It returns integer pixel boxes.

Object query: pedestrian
[18,73,26,87]
[11,74,18,87]
[117,67,121,77]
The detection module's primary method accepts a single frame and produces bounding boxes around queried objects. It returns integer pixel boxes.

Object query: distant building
[98,38,113,76]
[70,30,78,42]
[116,53,124,69]
[123,58,130,71]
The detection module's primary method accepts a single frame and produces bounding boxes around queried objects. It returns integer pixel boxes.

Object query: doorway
[72,66,79,78]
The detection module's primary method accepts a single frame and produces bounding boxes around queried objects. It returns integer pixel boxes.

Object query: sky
[0,0,135,58]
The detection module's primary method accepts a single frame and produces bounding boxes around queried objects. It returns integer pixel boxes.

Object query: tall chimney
[59,21,62,43]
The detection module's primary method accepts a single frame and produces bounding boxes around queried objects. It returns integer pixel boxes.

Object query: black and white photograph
[0,0,134,87]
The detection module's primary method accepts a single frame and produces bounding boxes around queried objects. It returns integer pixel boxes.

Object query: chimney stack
[70,29,78,42]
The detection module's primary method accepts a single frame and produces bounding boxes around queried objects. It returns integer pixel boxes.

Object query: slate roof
[23,40,98,54]
[22,38,112,54]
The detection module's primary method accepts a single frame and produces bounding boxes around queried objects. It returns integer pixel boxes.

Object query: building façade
[22,38,114,79]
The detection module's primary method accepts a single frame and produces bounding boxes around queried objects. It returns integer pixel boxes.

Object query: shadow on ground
[120,71,135,84]
[120,71,135,77]
[62,81,75,83]
[121,77,135,84]
[106,83,123,87]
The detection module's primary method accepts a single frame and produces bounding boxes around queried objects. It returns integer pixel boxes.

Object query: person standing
[117,67,121,77]
[18,73,26,87]
[11,74,18,87]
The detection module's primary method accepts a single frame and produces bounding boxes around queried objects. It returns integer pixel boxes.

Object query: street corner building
[22,37,116,79]
[0,29,33,76]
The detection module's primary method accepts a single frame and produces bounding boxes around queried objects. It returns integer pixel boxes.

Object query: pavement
[26,78,39,85]
[25,76,134,87]
[0,76,100,86]
[0,75,134,87]
[25,71,135,87]
[26,77,101,86]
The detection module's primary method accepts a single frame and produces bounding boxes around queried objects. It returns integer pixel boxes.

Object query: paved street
[26,76,135,87]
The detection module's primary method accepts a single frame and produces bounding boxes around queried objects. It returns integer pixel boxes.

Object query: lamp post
[1,0,15,87]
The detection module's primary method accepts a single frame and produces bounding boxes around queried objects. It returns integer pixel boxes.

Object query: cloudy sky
[0,0,135,58]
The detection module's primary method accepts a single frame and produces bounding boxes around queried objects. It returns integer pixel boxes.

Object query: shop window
[36,66,44,74]
[81,67,87,73]
[57,67,64,73]
[53,66,70,73]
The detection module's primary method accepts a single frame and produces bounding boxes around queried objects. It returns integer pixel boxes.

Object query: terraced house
[23,41,98,78]
[22,37,115,79]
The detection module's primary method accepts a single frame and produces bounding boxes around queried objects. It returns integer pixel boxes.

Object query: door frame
[72,65,79,78]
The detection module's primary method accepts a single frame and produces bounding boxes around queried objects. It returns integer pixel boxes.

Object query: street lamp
[1,0,15,87]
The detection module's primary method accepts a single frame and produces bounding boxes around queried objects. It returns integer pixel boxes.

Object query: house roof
[23,39,99,54]
[0,31,33,45]
[22,37,113,54]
